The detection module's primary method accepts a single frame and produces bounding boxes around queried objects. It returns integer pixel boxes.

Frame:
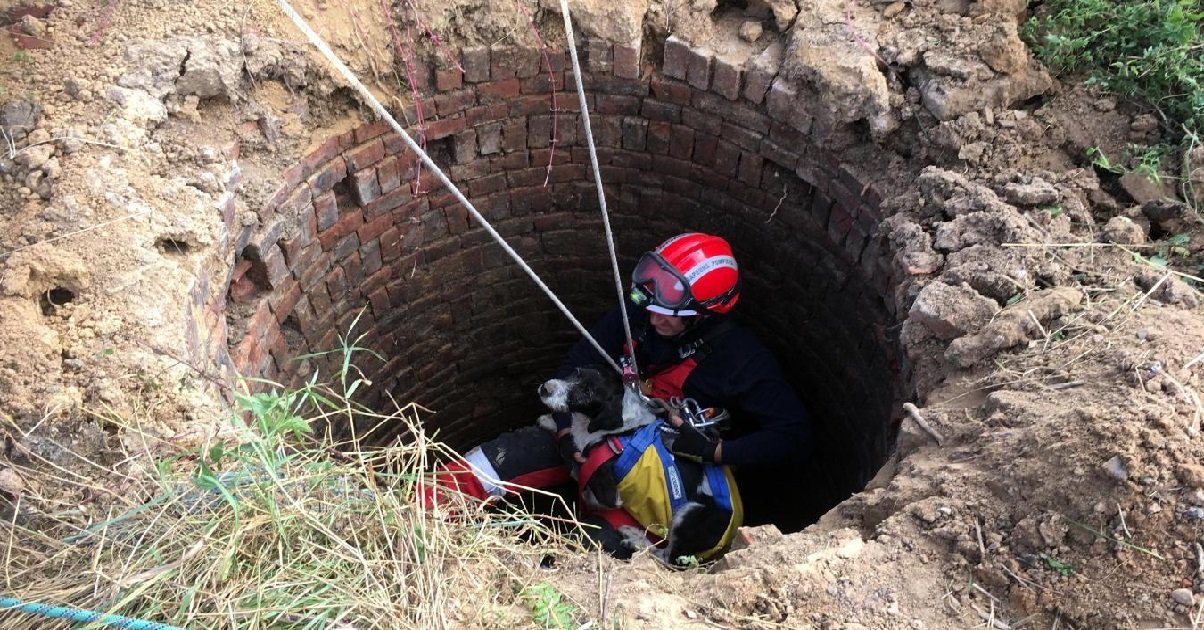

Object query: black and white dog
[536,367,736,565]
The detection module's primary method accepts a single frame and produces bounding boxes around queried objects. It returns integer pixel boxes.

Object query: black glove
[552,412,584,465]
[670,422,719,463]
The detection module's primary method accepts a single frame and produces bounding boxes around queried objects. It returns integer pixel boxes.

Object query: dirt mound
[1,0,1202,627]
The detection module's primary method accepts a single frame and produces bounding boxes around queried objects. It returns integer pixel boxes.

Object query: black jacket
[556,302,812,467]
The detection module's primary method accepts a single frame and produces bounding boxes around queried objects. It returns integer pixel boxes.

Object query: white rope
[274,0,620,374]
[558,0,641,379]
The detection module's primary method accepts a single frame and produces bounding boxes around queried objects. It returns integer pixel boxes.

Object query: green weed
[1022,0,1203,142]
[521,582,577,629]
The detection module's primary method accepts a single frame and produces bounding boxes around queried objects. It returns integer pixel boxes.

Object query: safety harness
[578,319,743,562]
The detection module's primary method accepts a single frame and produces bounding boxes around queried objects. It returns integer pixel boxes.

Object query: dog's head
[537,367,625,433]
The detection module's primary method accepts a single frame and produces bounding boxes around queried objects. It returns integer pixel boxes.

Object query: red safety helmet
[629,232,740,316]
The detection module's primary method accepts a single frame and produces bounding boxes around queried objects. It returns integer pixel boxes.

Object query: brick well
[208,39,905,532]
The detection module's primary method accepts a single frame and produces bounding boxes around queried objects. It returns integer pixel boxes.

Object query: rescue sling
[579,320,742,561]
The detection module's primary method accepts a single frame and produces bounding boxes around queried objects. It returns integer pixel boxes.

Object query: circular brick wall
[218,39,903,530]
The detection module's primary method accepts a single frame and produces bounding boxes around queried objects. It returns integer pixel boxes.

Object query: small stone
[739,20,764,43]
[16,15,46,38]
[1103,456,1128,482]
[1102,215,1146,245]
[15,144,54,170]
[1131,114,1159,133]
[0,468,23,496]
[883,1,906,18]
[1172,588,1194,606]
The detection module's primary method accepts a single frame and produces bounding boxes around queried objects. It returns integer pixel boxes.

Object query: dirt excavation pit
[4,0,1204,627]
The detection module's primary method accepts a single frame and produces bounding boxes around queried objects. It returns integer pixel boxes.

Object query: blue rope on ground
[0,596,185,630]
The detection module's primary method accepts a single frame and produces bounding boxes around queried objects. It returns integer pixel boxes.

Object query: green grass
[1022,0,1203,141]
[0,320,583,628]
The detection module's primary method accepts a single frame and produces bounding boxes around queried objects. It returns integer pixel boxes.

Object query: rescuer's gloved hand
[670,421,719,463]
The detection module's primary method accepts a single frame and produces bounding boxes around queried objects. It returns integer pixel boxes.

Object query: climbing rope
[0,596,184,630]
[274,0,621,374]
[557,0,641,380]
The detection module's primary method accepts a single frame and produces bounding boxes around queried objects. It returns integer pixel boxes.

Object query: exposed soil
[2,0,1203,628]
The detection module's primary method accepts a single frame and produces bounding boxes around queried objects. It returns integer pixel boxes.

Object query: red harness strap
[643,357,697,400]
[578,436,660,542]
[578,435,622,498]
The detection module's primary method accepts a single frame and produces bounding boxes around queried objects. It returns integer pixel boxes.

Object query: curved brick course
[206,38,903,529]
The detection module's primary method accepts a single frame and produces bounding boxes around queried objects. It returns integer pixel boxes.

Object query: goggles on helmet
[630,252,697,313]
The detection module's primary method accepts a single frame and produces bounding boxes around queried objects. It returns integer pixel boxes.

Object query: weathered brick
[470,172,508,196]
[681,107,723,136]
[766,77,798,123]
[647,121,671,154]
[462,46,490,83]
[425,116,467,140]
[272,281,303,322]
[663,36,689,81]
[325,265,349,301]
[492,46,541,80]
[318,209,363,251]
[379,226,403,262]
[613,43,640,79]
[507,166,545,188]
[520,72,562,95]
[478,79,521,103]
[738,152,764,187]
[360,238,383,275]
[712,57,742,100]
[528,115,553,149]
[349,168,381,207]
[358,212,392,243]
[435,68,463,91]
[434,89,475,116]
[301,133,351,179]
[297,251,332,290]
[760,139,802,171]
[650,79,692,106]
[345,139,385,172]
[355,119,390,143]
[277,185,312,223]
[368,287,391,318]
[332,231,361,261]
[669,125,694,160]
[640,99,681,123]
[714,141,740,177]
[596,94,641,116]
[342,251,365,287]
[368,186,413,217]
[453,130,477,163]
[622,117,648,151]
[465,103,508,125]
[653,155,692,179]
[543,50,567,72]
[686,46,713,91]
[723,122,763,152]
[585,39,613,73]
[501,119,527,152]
[376,156,401,193]
[307,156,347,194]
[475,123,502,156]
[510,94,554,116]
[591,115,624,147]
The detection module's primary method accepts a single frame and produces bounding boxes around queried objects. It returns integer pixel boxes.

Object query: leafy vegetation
[1,322,580,628]
[1022,0,1203,141]
[520,582,578,629]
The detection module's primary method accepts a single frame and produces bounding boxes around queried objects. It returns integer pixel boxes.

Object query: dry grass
[0,343,581,628]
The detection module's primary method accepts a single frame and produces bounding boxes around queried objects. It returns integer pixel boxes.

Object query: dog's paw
[536,414,556,432]
[618,526,654,552]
